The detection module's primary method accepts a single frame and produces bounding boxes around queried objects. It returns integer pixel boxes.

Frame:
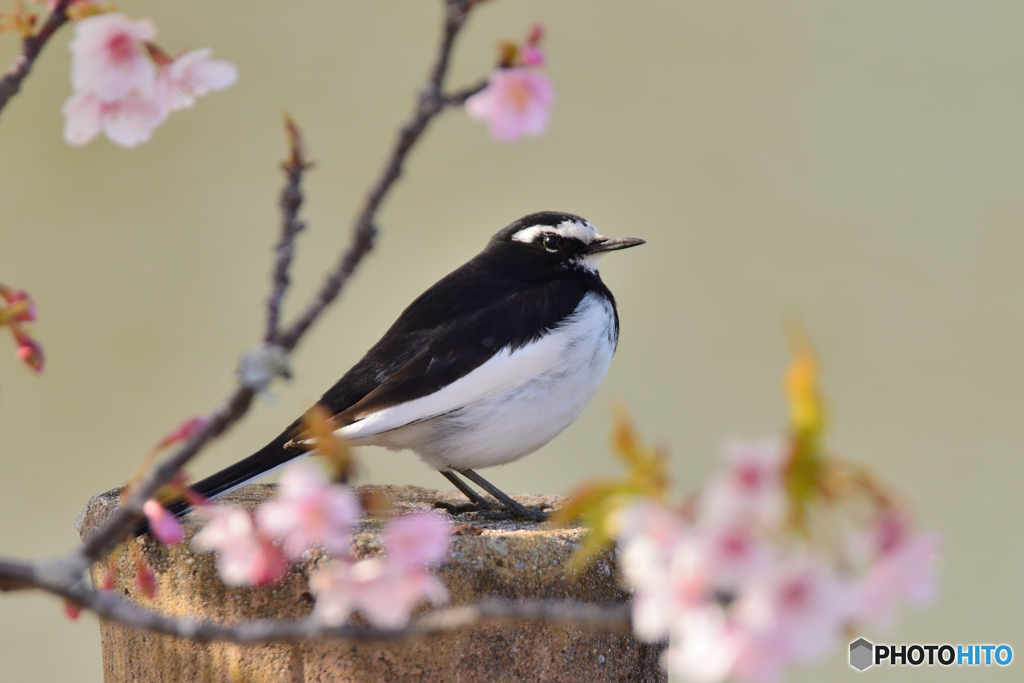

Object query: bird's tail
[138,418,306,535]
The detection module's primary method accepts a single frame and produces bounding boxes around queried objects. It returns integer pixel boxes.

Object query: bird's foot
[432,500,497,516]
[493,502,548,522]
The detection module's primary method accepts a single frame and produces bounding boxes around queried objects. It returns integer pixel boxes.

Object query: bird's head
[488,211,645,274]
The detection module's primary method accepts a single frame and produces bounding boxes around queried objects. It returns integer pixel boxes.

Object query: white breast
[342,292,617,470]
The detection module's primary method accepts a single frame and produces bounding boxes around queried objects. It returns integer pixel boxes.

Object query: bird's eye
[542,234,562,252]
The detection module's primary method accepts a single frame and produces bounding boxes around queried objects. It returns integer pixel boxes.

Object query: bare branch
[0,0,71,117]
[0,556,34,592]
[76,0,485,567]
[277,0,477,351]
[265,114,313,344]
[442,78,488,107]
[4,0,520,648]
[78,386,256,563]
[6,553,631,643]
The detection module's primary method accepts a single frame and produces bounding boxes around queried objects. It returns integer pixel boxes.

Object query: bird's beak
[585,235,646,254]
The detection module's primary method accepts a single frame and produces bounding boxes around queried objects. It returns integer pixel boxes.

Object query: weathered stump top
[78,485,664,682]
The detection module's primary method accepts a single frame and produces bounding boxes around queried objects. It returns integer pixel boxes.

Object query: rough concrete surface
[78,485,665,683]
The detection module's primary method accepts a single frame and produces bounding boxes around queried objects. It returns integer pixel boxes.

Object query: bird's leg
[440,470,500,510]
[456,469,546,521]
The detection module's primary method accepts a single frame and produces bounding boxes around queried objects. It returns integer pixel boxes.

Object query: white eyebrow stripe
[511,220,603,244]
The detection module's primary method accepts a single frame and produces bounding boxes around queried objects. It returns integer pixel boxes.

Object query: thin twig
[1,0,530,647]
[0,557,34,591]
[0,0,71,116]
[277,0,476,351]
[265,114,313,344]
[442,78,488,107]
[78,386,255,563]
[78,0,482,568]
[15,560,632,643]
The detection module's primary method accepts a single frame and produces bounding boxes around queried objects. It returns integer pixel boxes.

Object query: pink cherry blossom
[383,512,451,569]
[729,631,789,683]
[665,606,743,683]
[69,13,156,100]
[856,529,940,631]
[255,461,360,559]
[309,557,448,629]
[143,498,183,545]
[617,502,701,640]
[465,67,554,142]
[735,556,855,664]
[62,89,163,148]
[157,48,238,113]
[617,500,689,584]
[695,523,773,588]
[192,505,288,586]
[698,439,788,527]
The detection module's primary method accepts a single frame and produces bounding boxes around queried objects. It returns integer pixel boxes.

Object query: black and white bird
[174,211,643,520]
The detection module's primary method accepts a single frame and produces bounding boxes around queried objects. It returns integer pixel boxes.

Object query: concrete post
[78,484,665,682]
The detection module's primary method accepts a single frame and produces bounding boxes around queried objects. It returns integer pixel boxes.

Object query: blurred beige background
[1,1,1022,681]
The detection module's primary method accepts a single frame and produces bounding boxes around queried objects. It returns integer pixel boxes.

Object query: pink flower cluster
[309,512,451,629]
[186,461,452,628]
[466,22,554,142]
[0,283,43,372]
[616,440,939,683]
[62,13,237,148]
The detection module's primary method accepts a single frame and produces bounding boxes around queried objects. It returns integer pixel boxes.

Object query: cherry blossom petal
[100,91,164,148]
[255,461,360,559]
[699,439,788,528]
[616,500,689,587]
[736,555,855,663]
[856,532,940,631]
[62,91,104,146]
[730,631,789,683]
[310,557,449,630]
[694,523,774,589]
[158,47,238,112]
[192,505,288,586]
[384,512,451,570]
[69,13,156,100]
[359,568,448,629]
[465,67,554,142]
[665,606,741,683]
[309,557,363,626]
[616,501,703,641]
